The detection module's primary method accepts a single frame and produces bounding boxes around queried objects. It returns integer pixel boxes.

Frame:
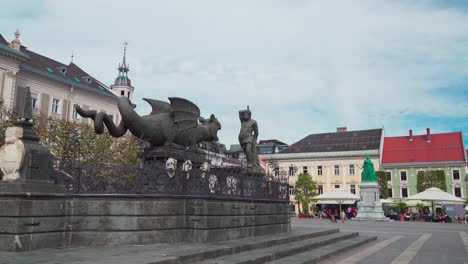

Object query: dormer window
[73,77,81,82]
[81,76,92,84]
[56,66,67,75]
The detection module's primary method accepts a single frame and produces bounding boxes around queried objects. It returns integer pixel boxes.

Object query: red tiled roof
[382,131,466,164]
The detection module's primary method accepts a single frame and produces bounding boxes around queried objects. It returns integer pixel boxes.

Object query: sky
[1,0,468,147]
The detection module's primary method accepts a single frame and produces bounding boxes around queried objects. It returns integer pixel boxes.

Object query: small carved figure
[208,174,218,193]
[165,158,177,178]
[182,160,193,179]
[200,161,210,178]
[238,106,259,168]
[226,175,238,195]
[0,127,25,181]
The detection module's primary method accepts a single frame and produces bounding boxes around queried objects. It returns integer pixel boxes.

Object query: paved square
[292,218,468,264]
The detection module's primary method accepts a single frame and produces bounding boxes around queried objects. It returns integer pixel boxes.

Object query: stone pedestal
[354,182,388,221]
[0,121,64,194]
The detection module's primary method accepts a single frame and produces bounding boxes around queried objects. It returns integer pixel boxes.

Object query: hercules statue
[238,106,260,168]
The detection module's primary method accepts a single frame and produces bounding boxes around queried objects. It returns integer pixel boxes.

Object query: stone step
[194,232,360,264]
[268,235,377,264]
[155,228,340,264]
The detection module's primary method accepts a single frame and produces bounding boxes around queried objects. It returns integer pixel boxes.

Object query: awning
[406,187,465,203]
[316,200,356,205]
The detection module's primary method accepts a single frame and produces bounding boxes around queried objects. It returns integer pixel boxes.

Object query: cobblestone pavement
[292,218,468,264]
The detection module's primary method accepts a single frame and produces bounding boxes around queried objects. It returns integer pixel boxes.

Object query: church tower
[111,42,134,99]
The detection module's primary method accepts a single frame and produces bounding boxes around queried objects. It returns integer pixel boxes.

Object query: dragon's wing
[143,98,171,115]
[169,97,200,131]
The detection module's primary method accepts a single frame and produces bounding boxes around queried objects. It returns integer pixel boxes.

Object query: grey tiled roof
[280,128,383,154]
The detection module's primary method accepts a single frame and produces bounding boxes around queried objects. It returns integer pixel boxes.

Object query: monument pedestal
[0,121,64,194]
[354,182,388,221]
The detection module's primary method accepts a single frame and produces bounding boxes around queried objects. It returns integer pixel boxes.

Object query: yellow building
[267,127,384,214]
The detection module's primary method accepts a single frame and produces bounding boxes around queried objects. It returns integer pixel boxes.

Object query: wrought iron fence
[51,160,289,201]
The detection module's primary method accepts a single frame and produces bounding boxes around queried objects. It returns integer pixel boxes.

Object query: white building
[0,30,134,124]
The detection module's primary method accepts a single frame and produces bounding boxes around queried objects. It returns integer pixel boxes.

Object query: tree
[396,201,408,214]
[35,119,142,175]
[416,170,447,192]
[0,102,16,147]
[294,173,318,214]
[416,202,425,214]
[376,171,388,199]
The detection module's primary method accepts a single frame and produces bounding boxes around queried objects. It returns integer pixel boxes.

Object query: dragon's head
[200,114,221,142]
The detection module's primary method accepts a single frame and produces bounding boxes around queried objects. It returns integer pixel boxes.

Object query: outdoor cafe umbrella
[406,187,465,214]
[312,190,360,215]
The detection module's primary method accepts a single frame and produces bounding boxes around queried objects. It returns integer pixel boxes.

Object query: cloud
[1,0,468,146]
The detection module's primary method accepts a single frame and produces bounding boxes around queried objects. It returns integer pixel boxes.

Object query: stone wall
[0,193,290,252]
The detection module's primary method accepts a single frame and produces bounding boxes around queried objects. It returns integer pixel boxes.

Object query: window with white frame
[401,188,408,198]
[453,170,460,180]
[51,98,60,114]
[317,165,323,176]
[318,185,323,194]
[303,166,308,174]
[388,188,393,197]
[288,165,294,176]
[350,184,356,194]
[349,164,355,175]
[334,184,340,189]
[72,104,80,119]
[31,92,39,109]
[289,186,294,196]
[400,171,407,181]
[334,165,340,175]
[454,187,462,197]
[274,167,279,177]
[386,171,392,181]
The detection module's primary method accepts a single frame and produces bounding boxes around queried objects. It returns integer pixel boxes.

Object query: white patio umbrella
[380,198,396,204]
[406,187,465,214]
[313,190,360,215]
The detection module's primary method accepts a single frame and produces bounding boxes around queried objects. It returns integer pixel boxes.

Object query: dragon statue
[74,97,221,147]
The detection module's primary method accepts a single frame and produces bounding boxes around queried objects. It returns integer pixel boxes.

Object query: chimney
[9,29,21,51]
[426,128,431,143]
[409,129,413,141]
[337,127,347,132]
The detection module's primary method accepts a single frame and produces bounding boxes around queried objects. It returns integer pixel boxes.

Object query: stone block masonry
[0,193,290,252]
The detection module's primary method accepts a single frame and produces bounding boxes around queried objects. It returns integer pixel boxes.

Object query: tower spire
[122,41,128,67]
[111,41,134,99]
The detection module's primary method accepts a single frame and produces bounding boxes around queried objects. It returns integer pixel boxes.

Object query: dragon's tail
[74,104,127,137]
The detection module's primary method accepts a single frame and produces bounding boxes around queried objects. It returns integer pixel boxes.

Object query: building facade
[0,31,129,124]
[267,128,384,213]
[382,129,468,199]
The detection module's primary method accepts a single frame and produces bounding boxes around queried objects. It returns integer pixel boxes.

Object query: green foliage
[0,103,16,147]
[376,171,388,199]
[37,119,142,170]
[416,202,425,214]
[396,201,408,214]
[294,173,318,213]
[416,170,447,193]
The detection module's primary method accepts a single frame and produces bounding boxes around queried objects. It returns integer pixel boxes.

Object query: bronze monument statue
[238,106,259,168]
[75,97,221,147]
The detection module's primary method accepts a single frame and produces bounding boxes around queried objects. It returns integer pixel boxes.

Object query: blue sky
[1,0,468,147]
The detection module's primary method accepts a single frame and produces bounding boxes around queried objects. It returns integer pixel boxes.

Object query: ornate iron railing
[51,160,289,201]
